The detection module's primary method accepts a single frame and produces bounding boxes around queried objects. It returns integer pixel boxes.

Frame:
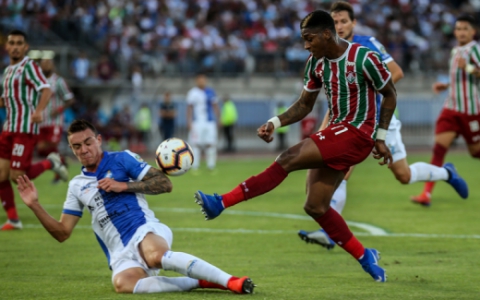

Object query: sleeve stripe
[31,61,48,84]
[62,209,83,217]
[471,45,480,67]
[25,65,41,87]
[137,165,151,181]
[368,53,390,81]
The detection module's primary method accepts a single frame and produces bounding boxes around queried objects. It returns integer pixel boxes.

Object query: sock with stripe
[314,207,365,259]
[222,161,288,208]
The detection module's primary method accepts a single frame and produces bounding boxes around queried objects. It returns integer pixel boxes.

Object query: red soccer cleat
[227,276,255,294]
[410,192,431,207]
[1,220,23,231]
[198,280,227,290]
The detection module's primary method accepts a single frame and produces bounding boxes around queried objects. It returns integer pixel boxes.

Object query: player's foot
[1,219,23,231]
[410,192,431,207]
[443,162,469,199]
[227,276,255,294]
[298,229,335,250]
[194,191,224,220]
[47,153,68,182]
[359,248,386,282]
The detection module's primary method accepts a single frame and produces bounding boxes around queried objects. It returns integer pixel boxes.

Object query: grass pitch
[0,151,479,299]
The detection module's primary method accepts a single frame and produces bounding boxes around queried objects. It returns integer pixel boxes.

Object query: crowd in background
[0,0,478,79]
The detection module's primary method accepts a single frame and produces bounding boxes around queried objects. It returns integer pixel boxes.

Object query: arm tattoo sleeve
[278,91,318,126]
[378,107,395,129]
[125,167,172,195]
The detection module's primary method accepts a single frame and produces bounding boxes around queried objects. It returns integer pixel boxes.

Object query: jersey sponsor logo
[346,61,355,67]
[80,182,96,193]
[98,208,128,229]
[346,71,356,84]
[315,132,325,140]
[12,161,21,168]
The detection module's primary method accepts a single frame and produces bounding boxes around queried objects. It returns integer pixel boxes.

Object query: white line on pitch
[20,224,480,239]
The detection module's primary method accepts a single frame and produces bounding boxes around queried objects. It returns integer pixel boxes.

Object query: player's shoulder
[353,35,387,54]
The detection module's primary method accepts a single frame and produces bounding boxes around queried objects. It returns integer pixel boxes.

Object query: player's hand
[257,122,274,143]
[16,175,39,207]
[372,140,393,168]
[432,82,449,94]
[31,110,43,123]
[97,178,127,193]
[457,57,466,69]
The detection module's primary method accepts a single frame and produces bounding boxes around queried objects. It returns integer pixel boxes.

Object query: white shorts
[189,121,217,146]
[386,116,407,163]
[110,222,173,281]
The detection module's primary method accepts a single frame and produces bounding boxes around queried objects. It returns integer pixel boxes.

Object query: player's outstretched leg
[47,152,69,182]
[194,161,288,220]
[161,251,255,294]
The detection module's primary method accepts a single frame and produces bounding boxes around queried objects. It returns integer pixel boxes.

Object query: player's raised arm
[17,175,79,242]
[126,167,172,195]
[258,89,319,143]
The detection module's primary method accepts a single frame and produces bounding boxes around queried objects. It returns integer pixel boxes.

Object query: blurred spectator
[71,51,90,82]
[220,95,238,153]
[134,103,152,153]
[276,102,289,151]
[158,92,176,141]
[96,54,115,81]
[131,64,143,100]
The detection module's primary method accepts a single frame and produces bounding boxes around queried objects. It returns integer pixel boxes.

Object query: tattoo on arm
[378,107,395,129]
[126,167,172,195]
[278,90,318,126]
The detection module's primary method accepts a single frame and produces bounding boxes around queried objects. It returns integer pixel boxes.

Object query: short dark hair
[331,1,355,22]
[456,14,476,27]
[300,10,336,34]
[67,119,98,137]
[8,29,28,42]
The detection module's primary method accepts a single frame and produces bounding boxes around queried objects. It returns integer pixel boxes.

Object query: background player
[195,10,396,282]
[16,119,254,294]
[37,51,75,183]
[412,14,480,206]
[298,2,469,249]
[186,73,219,174]
[0,30,68,230]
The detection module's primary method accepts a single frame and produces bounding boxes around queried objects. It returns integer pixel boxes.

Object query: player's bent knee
[113,276,135,293]
[144,250,167,269]
[395,173,410,185]
[303,202,329,218]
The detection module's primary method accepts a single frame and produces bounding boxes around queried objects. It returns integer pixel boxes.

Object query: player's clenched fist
[372,140,393,168]
[257,122,274,143]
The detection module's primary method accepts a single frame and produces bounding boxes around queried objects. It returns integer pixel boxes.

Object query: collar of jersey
[326,41,352,63]
[81,152,110,177]
[9,56,28,68]
[458,40,476,50]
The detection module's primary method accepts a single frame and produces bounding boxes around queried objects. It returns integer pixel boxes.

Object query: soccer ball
[155,138,194,176]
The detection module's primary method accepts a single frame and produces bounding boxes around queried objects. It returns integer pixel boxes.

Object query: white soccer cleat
[47,153,69,182]
[1,219,23,230]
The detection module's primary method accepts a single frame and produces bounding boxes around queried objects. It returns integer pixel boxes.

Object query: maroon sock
[314,207,365,259]
[221,161,288,208]
[26,160,52,180]
[423,143,447,195]
[0,181,17,221]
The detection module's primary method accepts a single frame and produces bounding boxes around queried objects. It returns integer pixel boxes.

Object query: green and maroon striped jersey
[41,73,73,127]
[2,57,50,134]
[445,41,480,115]
[304,43,391,138]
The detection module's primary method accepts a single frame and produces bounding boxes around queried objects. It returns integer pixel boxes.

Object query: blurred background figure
[70,51,89,83]
[276,102,289,151]
[220,95,238,153]
[187,73,219,174]
[134,103,152,154]
[159,91,176,141]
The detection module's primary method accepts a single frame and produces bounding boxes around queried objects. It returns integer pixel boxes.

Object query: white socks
[330,180,347,214]
[161,251,231,287]
[134,276,199,293]
[408,162,448,184]
[206,146,217,170]
[191,146,200,169]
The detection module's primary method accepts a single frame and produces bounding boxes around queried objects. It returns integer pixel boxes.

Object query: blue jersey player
[298,1,468,249]
[16,119,254,294]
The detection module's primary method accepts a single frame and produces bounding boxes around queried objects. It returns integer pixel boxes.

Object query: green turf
[1,152,479,299]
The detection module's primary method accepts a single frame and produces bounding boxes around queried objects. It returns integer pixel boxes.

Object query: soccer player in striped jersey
[16,119,254,294]
[412,14,480,205]
[195,10,396,282]
[298,1,468,249]
[0,30,68,231]
[37,54,75,183]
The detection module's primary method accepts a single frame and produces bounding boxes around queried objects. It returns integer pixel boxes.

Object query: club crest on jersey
[105,170,113,179]
[346,71,356,84]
